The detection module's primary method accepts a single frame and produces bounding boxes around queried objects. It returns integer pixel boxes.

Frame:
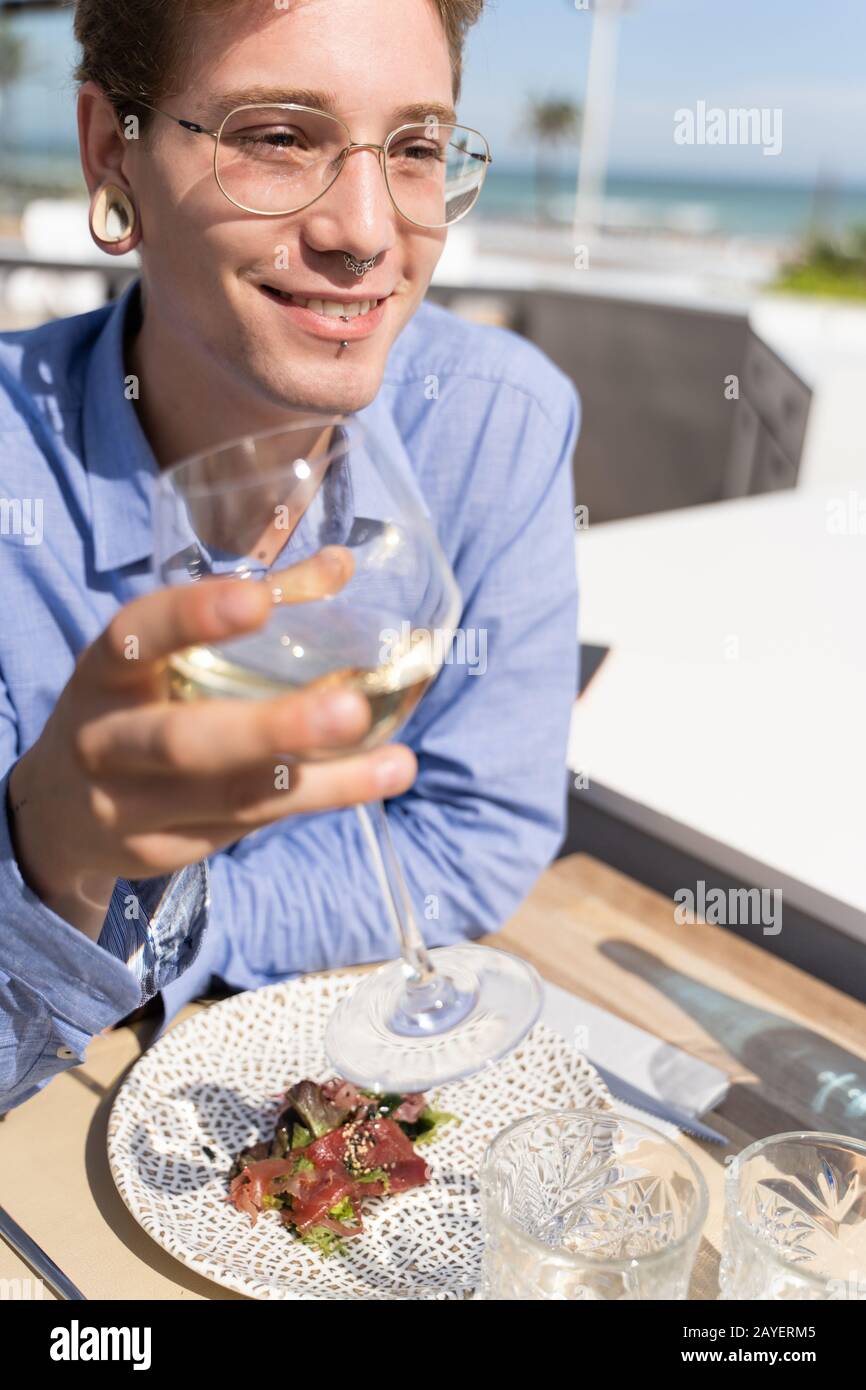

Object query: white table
[568,488,866,943]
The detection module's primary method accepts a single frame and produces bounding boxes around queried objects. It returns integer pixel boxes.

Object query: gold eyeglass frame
[133,100,493,230]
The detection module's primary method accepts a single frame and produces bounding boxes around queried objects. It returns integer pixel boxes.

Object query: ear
[78,81,142,255]
[78,81,128,194]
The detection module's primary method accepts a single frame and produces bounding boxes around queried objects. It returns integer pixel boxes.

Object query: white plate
[108,973,610,1300]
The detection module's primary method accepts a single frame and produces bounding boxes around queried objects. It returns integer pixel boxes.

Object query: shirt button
[56,1045,76,1060]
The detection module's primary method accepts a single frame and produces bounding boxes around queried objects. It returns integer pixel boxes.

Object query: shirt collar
[81,278,430,576]
[82,279,160,574]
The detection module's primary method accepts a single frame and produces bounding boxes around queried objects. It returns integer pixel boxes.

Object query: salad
[227,1077,457,1254]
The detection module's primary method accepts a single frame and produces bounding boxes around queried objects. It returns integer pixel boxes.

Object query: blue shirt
[0,280,580,1113]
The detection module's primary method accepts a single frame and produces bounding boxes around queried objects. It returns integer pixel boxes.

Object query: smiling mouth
[259,285,385,319]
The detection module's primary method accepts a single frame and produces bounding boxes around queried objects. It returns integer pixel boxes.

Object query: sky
[461,0,866,184]
[4,0,866,186]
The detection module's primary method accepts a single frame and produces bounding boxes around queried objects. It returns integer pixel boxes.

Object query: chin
[259,362,385,416]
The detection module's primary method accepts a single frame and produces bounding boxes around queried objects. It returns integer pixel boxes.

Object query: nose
[302,144,397,264]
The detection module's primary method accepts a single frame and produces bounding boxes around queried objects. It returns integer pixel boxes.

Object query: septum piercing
[344,252,377,276]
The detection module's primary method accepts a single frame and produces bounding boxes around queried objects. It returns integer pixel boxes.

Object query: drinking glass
[720,1131,866,1300]
[478,1109,708,1300]
[153,414,543,1092]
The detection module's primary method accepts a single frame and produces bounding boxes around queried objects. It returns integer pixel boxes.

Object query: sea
[480,166,866,242]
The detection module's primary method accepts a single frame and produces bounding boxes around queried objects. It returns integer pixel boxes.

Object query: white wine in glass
[168,617,440,759]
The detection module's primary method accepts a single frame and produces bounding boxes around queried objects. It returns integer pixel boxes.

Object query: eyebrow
[209,87,458,126]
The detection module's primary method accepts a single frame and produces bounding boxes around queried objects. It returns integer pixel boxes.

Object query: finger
[176,745,418,825]
[88,744,418,837]
[75,682,375,777]
[82,548,354,692]
[270,546,355,603]
[83,577,273,690]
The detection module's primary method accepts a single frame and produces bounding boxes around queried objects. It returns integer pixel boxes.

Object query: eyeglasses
[134,101,492,229]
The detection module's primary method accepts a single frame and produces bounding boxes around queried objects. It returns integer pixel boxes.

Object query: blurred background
[1,0,864,991]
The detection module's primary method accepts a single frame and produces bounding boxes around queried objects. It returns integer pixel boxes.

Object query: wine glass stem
[355,801,480,1038]
[356,800,436,985]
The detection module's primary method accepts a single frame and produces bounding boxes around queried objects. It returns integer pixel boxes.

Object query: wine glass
[153,414,542,1092]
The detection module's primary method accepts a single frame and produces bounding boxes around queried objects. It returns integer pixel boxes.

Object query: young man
[0,0,580,1112]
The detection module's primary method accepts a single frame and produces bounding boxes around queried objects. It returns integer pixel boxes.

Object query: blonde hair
[74,0,484,124]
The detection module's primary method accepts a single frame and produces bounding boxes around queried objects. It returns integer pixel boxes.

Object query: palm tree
[523,96,581,223]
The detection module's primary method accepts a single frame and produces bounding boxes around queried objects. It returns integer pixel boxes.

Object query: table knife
[589,1060,729,1144]
[0,1204,86,1300]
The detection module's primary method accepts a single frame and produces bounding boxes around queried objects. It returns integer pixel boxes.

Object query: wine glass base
[387,966,478,1037]
[324,944,544,1093]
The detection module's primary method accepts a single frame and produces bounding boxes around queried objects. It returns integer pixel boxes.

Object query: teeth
[305,297,376,318]
[267,288,379,318]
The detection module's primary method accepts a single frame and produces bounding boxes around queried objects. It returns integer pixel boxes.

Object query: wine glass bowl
[155,417,456,758]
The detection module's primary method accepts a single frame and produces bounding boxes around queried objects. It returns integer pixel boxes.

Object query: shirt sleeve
[0,676,210,1113]
[202,379,581,989]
